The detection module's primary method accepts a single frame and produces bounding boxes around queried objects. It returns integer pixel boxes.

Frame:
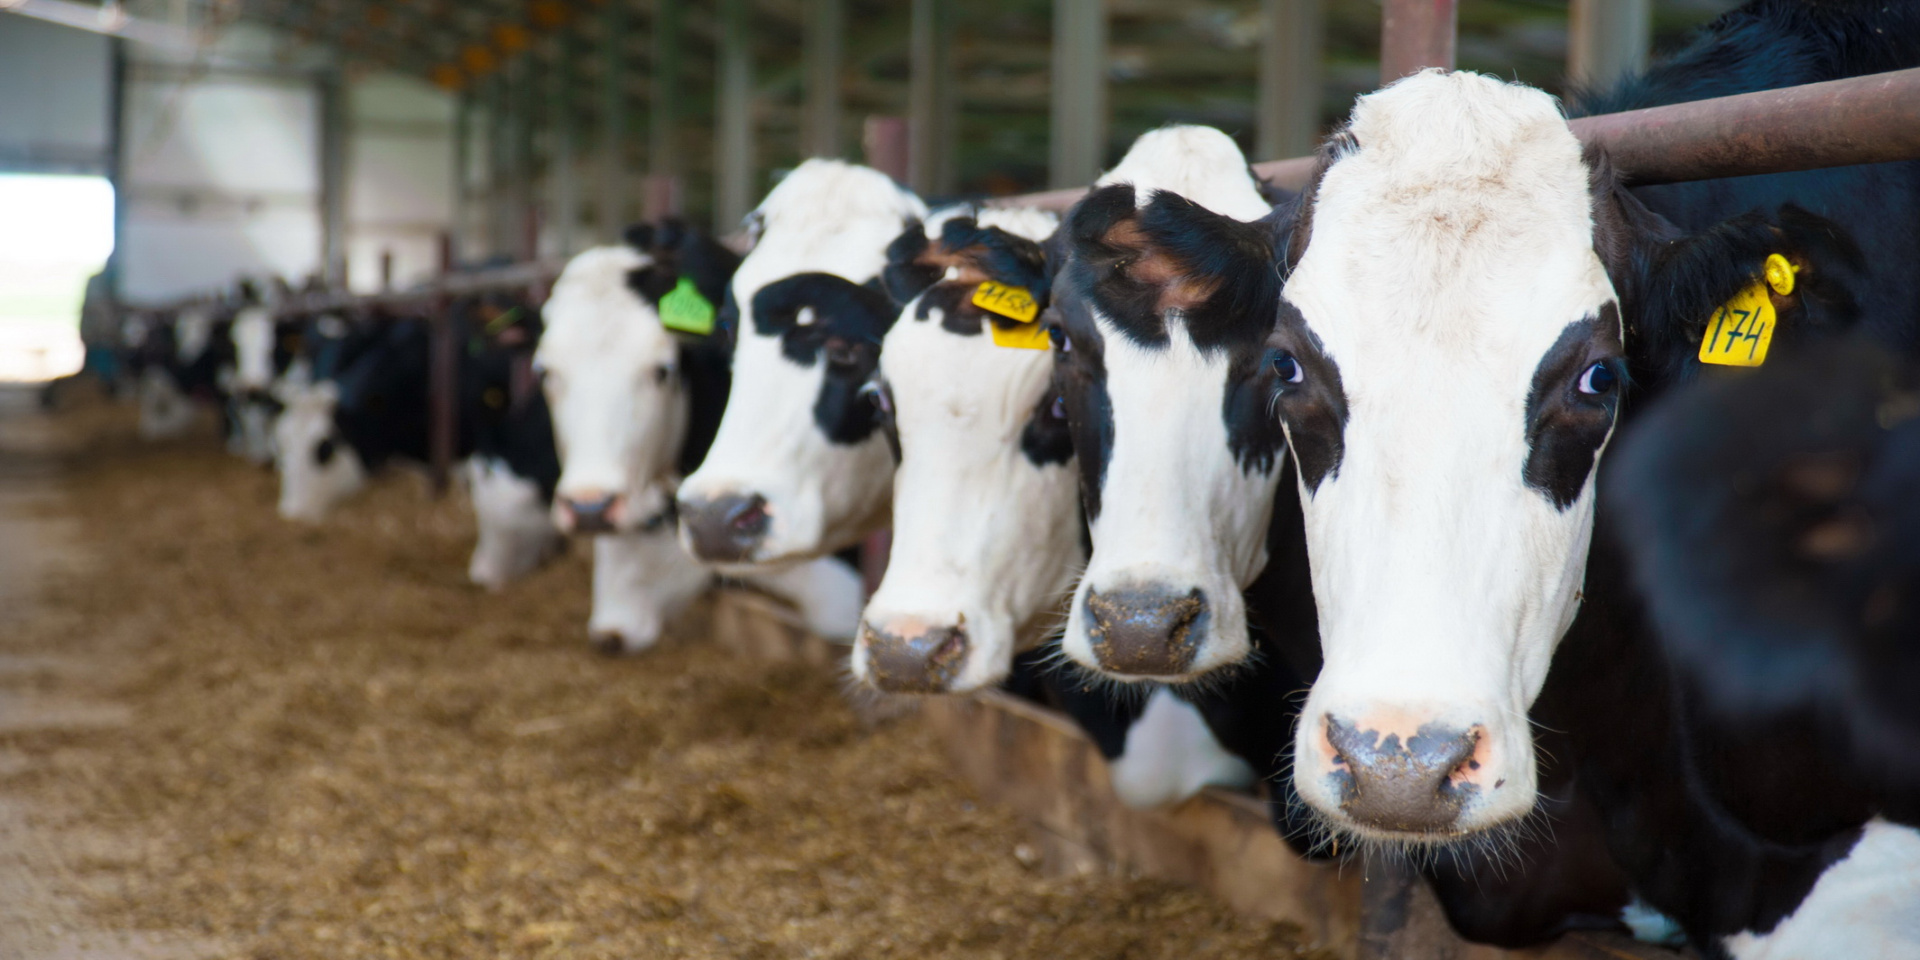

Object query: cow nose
[859,619,969,693]
[1323,716,1484,833]
[677,493,770,563]
[560,493,623,534]
[1083,585,1206,677]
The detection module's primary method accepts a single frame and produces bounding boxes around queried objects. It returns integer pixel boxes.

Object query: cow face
[274,382,366,522]
[466,457,564,591]
[677,159,926,567]
[588,529,712,654]
[852,206,1075,694]
[1047,126,1284,683]
[536,246,690,536]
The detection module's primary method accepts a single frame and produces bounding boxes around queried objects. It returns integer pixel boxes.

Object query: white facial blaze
[855,207,1076,691]
[466,457,563,591]
[274,383,366,522]
[589,529,712,652]
[537,246,688,531]
[1282,71,1619,834]
[1058,125,1280,681]
[680,159,927,564]
[1062,329,1275,676]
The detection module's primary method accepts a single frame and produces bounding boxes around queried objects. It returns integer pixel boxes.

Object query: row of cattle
[122,2,1919,957]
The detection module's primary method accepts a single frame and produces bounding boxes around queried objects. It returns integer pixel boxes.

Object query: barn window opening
[0,173,115,383]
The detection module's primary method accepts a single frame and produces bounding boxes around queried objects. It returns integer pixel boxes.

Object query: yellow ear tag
[1699,255,1796,368]
[972,281,1040,324]
[989,317,1050,350]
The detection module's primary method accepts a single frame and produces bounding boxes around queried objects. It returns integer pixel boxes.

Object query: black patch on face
[1049,298,1114,520]
[749,272,899,446]
[314,437,336,466]
[1267,297,1349,492]
[914,283,986,337]
[1523,308,1624,510]
[1019,382,1074,468]
[625,264,678,304]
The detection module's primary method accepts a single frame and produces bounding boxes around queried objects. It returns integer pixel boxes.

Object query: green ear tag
[659,276,716,335]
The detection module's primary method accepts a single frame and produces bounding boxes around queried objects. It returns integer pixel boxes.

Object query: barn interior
[14,2,1912,960]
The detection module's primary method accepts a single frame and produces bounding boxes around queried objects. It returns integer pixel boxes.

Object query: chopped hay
[0,398,1326,960]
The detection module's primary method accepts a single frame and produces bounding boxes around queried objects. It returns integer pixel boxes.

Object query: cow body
[462,298,564,590]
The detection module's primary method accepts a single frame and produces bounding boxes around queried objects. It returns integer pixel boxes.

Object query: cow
[1050,2,1920,951]
[128,303,232,441]
[537,236,863,653]
[226,283,309,465]
[462,295,565,590]
[675,159,927,567]
[1608,338,1920,804]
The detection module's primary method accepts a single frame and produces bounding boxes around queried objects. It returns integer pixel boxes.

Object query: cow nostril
[1324,716,1483,833]
[860,618,971,693]
[726,495,769,534]
[679,493,772,562]
[1083,585,1207,677]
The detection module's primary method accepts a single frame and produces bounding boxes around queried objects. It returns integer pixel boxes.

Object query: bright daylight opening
[0,174,115,383]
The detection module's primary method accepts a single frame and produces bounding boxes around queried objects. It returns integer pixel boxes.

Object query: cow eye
[1577,361,1617,396]
[1268,350,1303,385]
[1048,325,1070,352]
[1050,395,1066,420]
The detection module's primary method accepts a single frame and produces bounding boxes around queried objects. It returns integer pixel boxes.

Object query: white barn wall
[0,14,112,174]
[345,73,456,292]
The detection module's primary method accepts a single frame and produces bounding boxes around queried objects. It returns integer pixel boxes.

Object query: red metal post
[1379,0,1458,83]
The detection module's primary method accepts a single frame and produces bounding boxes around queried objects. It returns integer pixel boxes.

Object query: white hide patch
[588,529,712,653]
[1108,688,1256,809]
[537,245,688,532]
[274,384,366,523]
[679,159,926,565]
[1722,820,1920,960]
[466,458,563,591]
[137,368,197,440]
[1061,125,1280,681]
[230,306,276,391]
[734,557,866,641]
[856,205,1078,692]
[1281,71,1614,835]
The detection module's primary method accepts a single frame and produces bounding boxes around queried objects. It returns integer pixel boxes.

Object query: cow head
[1234,71,1855,841]
[851,205,1075,693]
[536,246,692,536]
[677,159,926,567]
[274,381,366,522]
[466,456,564,590]
[1049,126,1285,682]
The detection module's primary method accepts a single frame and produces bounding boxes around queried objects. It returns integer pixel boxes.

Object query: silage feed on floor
[0,402,1324,960]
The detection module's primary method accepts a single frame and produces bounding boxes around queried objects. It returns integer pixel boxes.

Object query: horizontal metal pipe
[992,66,1920,211]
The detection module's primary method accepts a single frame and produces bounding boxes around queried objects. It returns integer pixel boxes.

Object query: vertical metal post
[1049,0,1107,188]
[549,34,579,257]
[512,55,538,261]
[318,67,349,286]
[1380,0,1457,84]
[427,235,457,496]
[803,0,843,158]
[452,89,470,265]
[1569,0,1651,90]
[600,0,628,240]
[714,0,754,232]
[105,37,128,303]
[649,0,683,221]
[863,116,910,181]
[1258,0,1323,161]
[908,0,953,195]
[489,72,514,258]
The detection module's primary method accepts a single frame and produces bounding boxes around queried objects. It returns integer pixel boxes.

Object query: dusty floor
[0,387,1322,960]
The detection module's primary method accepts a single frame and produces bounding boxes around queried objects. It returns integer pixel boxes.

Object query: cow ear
[938,218,1052,301]
[627,265,679,305]
[882,219,940,305]
[1069,183,1274,325]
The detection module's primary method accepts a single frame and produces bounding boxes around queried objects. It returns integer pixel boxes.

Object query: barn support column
[1049,0,1107,189]
[714,0,755,232]
[1379,0,1457,83]
[318,66,349,286]
[452,89,471,265]
[599,0,628,240]
[907,0,954,195]
[1258,0,1323,161]
[548,35,579,258]
[1569,0,1651,90]
[648,0,684,220]
[803,0,843,158]
[513,55,539,262]
[488,73,512,258]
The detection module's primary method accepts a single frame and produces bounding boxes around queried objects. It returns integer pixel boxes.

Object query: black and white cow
[128,302,233,441]
[675,159,927,566]
[226,284,310,465]
[462,295,565,590]
[537,238,864,652]
[1055,3,1920,951]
